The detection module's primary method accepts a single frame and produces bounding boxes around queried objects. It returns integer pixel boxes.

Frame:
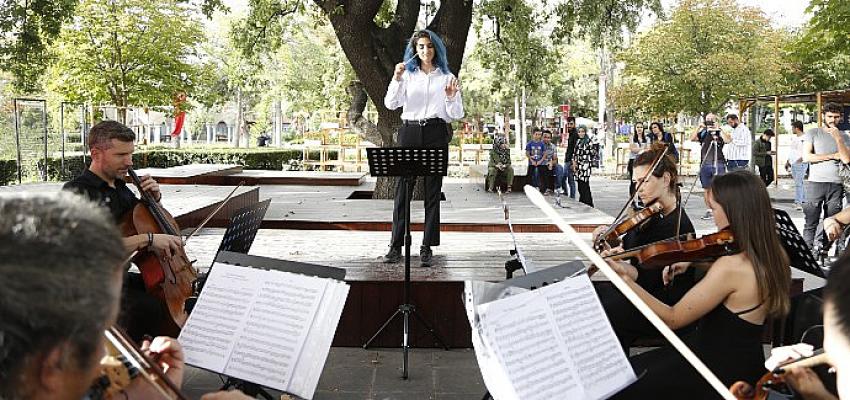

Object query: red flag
[170,112,185,137]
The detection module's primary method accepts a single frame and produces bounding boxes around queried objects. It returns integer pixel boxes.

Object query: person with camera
[691,113,726,220]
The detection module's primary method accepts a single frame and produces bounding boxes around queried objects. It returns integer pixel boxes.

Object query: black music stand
[362,147,450,379]
[212,251,346,399]
[774,208,826,278]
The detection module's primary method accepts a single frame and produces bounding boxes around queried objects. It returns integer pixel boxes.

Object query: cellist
[63,120,185,340]
[591,142,698,350]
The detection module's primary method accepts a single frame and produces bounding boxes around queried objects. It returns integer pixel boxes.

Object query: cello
[120,168,197,336]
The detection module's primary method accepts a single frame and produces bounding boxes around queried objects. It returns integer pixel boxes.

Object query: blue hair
[403,30,450,74]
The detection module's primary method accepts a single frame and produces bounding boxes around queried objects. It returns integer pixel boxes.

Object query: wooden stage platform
[135,164,367,186]
[4,165,823,349]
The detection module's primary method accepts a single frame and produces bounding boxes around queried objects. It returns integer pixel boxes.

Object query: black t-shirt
[62,169,138,223]
[564,128,578,162]
[621,206,695,293]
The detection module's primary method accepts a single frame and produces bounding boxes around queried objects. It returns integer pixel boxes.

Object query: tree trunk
[317,0,472,199]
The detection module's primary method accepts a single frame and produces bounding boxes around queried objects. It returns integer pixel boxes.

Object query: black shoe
[420,246,433,266]
[383,247,401,263]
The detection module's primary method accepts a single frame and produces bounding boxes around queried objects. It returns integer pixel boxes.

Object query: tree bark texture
[316,0,473,199]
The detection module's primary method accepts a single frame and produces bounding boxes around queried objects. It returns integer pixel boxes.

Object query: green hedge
[0,148,336,186]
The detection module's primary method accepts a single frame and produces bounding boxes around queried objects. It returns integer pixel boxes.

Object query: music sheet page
[537,275,636,399]
[477,289,585,400]
[473,275,635,400]
[179,262,330,394]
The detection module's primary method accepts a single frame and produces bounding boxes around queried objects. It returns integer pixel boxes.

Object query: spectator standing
[542,130,561,195]
[487,132,513,193]
[526,129,546,192]
[802,102,850,255]
[753,129,776,186]
[629,122,651,196]
[721,114,751,171]
[573,125,596,207]
[692,113,727,220]
[650,122,679,162]
[562,117,578,199]
[786,121,808,209]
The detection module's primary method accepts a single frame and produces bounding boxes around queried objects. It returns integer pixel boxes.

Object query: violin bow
[182,182,245,244]
[595,144,669,247]
[105,326,189,400]
[524,186,736,400]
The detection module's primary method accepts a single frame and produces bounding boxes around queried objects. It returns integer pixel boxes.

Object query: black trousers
[577,179,593,207]
[757,160,774,187]
[390,122,450,248]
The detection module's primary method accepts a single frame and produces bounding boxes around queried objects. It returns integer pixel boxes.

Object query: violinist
[592,142,697,349]
[0,193,249,400]
[63,120,185,340]
[607,171,791,399]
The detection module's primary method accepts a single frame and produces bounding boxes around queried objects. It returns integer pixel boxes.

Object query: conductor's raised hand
[394,63,406,81]
[445,77,459,99]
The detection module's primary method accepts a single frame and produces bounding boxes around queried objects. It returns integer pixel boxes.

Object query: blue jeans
[791,162,808,204]
[562,164,577,199]
[726,160,749,171]
[554,164,565,191]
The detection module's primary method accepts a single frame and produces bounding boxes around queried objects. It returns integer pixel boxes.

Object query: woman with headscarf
[573,125,597,207]
[487,132,513,192]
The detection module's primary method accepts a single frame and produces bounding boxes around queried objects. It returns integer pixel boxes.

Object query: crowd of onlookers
[486,104,850,260]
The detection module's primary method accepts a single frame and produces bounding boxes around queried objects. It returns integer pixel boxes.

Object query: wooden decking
[134,164,367,186]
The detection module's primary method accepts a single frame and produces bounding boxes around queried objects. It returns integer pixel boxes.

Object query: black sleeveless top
[690,303,765,387]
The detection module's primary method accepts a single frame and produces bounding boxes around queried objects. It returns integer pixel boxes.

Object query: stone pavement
[181,174,809,400]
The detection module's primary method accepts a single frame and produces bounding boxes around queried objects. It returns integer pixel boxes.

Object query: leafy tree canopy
[615,0,790,116]
[46,0,207,122]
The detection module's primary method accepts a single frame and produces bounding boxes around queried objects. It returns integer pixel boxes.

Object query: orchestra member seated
[0,193,248,400]
[606,170,791,399]
[591,142,696,350]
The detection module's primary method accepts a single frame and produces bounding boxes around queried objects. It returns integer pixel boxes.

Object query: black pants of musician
[120,272,172,342]
[597,268,695,351]
[390,121,450,248]
[577,179,593,207]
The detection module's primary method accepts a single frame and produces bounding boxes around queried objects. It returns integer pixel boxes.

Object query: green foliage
[46,0,207,117]
[553,0,663,49]
[615,0,791,116]
[0,148,334,186]
[786,0,850,91]
[0,0,77,92]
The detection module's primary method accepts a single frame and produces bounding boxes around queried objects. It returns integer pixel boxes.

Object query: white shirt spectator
[384,68,464,122]
[788,134,806,165]
[723,123,752,162]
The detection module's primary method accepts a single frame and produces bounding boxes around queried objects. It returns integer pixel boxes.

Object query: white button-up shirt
[384,68,464,122]
[723,123,752,162]
[788,134,806,164]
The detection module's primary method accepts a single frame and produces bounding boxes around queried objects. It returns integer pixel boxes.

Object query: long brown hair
[708,170,790,318]
[633,142,678,194]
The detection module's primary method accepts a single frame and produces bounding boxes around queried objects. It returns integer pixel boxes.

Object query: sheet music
[180,262,348,399]
[537,276,636,399]
[472,275,635,400]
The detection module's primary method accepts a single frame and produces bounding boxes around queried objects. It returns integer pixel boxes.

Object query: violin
[730,350,830,400]
[605,229,738,269]
[90,326,189,400]
[119,168,197,336]
[594,201,664,252]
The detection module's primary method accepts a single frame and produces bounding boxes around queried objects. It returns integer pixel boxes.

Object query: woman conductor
[382,29,464,267]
